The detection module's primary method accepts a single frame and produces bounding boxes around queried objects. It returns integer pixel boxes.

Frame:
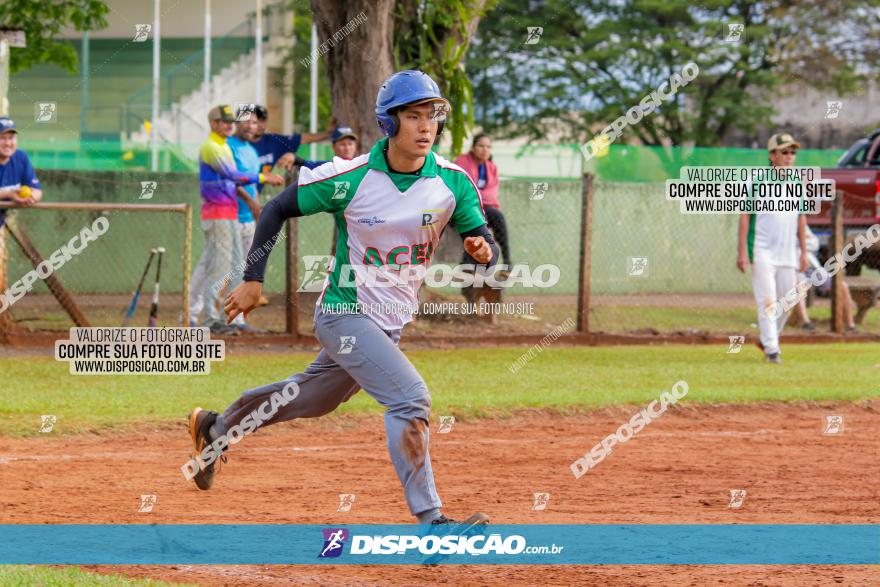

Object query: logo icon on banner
[822,415,844,435]
[531,492,550,511]
[727,335,745,353]
[319,528,349,558]
[337,493,356,512]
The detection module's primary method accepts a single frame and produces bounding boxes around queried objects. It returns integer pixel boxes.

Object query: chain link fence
[293,178,584,337]
[5,161,874,342]
[1,203,189,334]
[588,180,880,336]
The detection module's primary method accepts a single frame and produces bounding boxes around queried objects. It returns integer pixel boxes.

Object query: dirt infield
[2,402,878,585]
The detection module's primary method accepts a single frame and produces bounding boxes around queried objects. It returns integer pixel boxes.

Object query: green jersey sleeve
[444,168,487,233]
[297,160,370,216]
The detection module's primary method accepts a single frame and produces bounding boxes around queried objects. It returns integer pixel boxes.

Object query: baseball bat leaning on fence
[123,248,156,326]
[148,247,165,327]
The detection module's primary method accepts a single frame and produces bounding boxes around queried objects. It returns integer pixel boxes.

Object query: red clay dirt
[2,402,878,586]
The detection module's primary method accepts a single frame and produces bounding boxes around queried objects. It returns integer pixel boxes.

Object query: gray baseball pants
[220,308,441,517]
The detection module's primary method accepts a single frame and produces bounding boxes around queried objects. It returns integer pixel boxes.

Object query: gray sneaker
[766,353,782,364]
[208,321,238,336]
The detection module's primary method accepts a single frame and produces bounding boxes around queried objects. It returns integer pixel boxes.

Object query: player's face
[472,137,491,162]
[0,131,17,160]
[333,137,357,159]
[770,148,797,168]
[253,117,268,140]
[211,119,234,137]
[393,103,440,158]
[235,116,256,141]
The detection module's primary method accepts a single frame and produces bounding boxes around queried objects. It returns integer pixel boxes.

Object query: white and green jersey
[298,137,487,329]
[747,211,800,267]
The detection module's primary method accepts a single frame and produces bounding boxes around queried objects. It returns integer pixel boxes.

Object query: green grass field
[1,344,877,436]
[1,343,877,586]
[0,566,195,586]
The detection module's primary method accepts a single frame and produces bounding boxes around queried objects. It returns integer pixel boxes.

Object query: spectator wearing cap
[250,104,332,181]
[0,117,43,229]
[295,126,360,169]
[189,105,283,334]
[455,133,511,267]
[225,105,284,333]
[736,132,809,363]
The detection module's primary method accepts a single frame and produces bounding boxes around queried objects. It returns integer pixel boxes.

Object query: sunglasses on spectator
[779,150,797,155]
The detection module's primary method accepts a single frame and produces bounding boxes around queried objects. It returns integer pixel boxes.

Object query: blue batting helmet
[375,70,450,137]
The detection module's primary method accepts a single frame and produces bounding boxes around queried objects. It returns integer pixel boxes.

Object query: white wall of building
[60,0,256,38]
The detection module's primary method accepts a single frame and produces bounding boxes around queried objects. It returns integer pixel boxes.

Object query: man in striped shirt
[189,105,283,333]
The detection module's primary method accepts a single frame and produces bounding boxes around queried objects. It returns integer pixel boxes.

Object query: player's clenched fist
[464,236,493,264]
[224,280,263,324]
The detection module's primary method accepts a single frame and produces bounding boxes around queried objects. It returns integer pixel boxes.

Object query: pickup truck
[812,129,880,275]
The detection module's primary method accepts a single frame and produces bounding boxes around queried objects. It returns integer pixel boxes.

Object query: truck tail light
[876,179,880,217]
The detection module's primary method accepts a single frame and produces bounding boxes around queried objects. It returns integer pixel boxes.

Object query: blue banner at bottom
[0,525,877,565]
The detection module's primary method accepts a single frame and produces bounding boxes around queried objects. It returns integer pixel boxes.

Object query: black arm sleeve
[460,223,500,269]
[242,183,302,283]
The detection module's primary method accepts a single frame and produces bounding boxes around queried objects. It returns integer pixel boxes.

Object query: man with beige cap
[736,132,809,363]
[189,105,283,333]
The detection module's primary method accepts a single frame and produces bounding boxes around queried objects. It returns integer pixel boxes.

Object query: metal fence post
[182,203,191,326]
[286,218,299,338]
[830,192,845,332]
[577,173,595,333]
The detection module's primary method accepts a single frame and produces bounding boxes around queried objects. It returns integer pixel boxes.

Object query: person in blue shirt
[295,126,360,170]
[225,107,283,333]
[0,117,43,229]
[250,105,331,185]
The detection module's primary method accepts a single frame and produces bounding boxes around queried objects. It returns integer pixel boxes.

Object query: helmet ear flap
[389,112,400,137]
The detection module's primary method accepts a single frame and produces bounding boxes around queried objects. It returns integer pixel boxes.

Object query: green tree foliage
[468,0,880,147]
[394,0,498,155]
[0,0,108,74]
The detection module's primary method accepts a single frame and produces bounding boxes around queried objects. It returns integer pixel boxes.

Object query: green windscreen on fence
[587,144,846,183]
[6,155,874,336]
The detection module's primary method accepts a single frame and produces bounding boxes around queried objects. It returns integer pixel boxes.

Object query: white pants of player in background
[188,220,241,326]
[229,221,255,326]
[752,260,796,355]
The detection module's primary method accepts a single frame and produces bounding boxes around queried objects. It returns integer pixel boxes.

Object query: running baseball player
[187,71,497,531]
[737,132,809,363]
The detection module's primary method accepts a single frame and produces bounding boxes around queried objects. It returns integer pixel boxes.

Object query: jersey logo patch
[420,209,446,229]
[333,181,351,199]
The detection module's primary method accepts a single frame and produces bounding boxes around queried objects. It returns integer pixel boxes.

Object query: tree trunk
[311,0,395,151]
